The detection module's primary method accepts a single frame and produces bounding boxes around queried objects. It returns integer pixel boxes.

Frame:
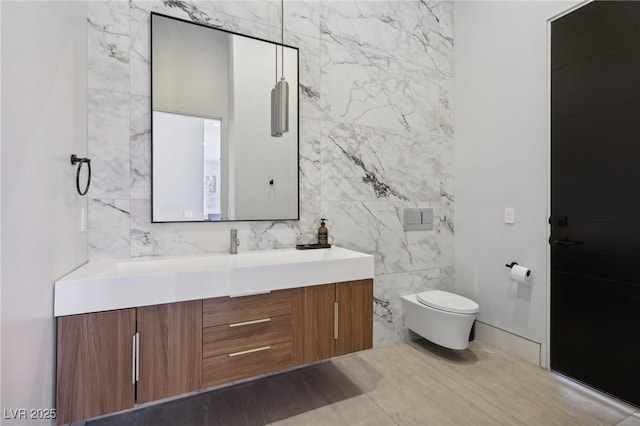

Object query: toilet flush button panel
[504,207,515,224]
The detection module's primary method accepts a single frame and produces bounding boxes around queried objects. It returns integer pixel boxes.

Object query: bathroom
[2,0,640,425]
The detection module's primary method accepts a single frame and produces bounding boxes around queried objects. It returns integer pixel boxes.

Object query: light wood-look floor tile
[87,340,637,426]
[618,413,640,426]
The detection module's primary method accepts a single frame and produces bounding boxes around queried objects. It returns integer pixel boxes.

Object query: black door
[551,1,640,406]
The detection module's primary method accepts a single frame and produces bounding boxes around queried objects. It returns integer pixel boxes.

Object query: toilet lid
[416,290,480,314]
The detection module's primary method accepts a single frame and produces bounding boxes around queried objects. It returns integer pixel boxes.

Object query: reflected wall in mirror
[151,13,299,222]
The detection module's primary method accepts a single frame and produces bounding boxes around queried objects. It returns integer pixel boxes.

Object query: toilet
[402,290,480,350]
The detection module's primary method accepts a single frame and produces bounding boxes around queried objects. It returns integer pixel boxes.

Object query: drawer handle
[334,302,339,340]
[135,332,140,382]
[228,346,271,357]
[229,318,271,328]
[229,290,271,298]
[131,335,136,384]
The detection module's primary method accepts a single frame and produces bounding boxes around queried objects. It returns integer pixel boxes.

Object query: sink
[54,247,374,316]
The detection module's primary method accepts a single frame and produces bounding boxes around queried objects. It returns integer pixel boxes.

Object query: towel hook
[70,154,91,196]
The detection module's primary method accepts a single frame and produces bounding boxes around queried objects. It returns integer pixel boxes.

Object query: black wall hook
[70,154,91,196]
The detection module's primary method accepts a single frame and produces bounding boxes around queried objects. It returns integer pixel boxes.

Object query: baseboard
[474,321,541,366]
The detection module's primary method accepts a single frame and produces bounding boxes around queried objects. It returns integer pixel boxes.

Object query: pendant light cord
[281,0,284,79]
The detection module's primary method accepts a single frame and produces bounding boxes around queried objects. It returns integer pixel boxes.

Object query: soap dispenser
[317,218,329,245]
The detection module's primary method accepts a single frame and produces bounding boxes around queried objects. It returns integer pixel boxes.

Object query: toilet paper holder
[505,262,531,276]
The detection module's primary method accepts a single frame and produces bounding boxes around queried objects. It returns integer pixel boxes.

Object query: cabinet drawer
[203,315,292,358]
[203,289,292,327]
[202,341,292,388]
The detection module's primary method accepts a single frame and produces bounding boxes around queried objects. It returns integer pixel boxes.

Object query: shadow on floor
[85,361,368,426]
[408,338,483,364]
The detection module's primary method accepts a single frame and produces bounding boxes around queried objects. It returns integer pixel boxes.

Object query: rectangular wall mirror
[151,13,299,222]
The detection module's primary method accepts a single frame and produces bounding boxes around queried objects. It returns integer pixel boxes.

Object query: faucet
[230,229,239,254]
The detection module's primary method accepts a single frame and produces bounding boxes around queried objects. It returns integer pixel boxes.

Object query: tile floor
[83,340,640,426]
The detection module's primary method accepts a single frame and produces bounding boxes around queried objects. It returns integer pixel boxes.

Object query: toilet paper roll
[511,264,531,282]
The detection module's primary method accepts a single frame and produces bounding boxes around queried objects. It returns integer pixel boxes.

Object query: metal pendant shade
[271,0,289,138]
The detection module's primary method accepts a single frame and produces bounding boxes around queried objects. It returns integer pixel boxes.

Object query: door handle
[551,239,583,246]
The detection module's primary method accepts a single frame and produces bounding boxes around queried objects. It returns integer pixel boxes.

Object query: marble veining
[321,122,441,202]
[320,0,453,73]
[321,40,443,134]
[88,89,130,199]
[86,0,455,348]
[88,1,129,93]
[89,199,130,261]
[373,268,445,345]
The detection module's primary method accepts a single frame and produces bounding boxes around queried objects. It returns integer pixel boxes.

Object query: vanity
[54,247,374,424]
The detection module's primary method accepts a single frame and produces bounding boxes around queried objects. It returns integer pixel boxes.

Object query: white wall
[454,1,578,364]
[151,14,229,120]
[230,37,298,220]
[1,2,87,424]
[152,111,205,222]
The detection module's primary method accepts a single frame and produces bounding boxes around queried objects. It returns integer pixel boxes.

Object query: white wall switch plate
[504,207,515,224]
[80,207,86,232]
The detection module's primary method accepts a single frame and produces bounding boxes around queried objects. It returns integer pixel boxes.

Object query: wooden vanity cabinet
[292,284,335,365]
[202,289,294,387]
[57,280,372,424]
[56,309,136,425]
[56,300,202,424]
[136,300,202,403]
[293,279,374,364]
[335,279,374,356]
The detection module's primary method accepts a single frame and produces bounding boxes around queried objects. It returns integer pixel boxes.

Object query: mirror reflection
[151,13,299,222]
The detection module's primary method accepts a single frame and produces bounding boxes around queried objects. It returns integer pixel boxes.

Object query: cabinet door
[292,284,335,365]
[335,279,374,356]
[137,300,202,403]
[56,309,136,425]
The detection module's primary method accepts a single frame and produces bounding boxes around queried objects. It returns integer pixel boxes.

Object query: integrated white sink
[54,247,375,316]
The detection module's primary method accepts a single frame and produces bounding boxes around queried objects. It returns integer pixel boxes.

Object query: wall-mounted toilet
[402,290,480,350]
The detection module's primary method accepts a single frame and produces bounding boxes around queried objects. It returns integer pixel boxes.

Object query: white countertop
[54,246,375,316]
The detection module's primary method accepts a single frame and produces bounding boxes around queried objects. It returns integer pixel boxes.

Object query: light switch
[504,207,515,224]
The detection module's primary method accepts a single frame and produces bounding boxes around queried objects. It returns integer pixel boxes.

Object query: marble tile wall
[87,0,454,346]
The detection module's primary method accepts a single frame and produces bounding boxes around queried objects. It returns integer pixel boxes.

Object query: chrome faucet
[230,229,239,254]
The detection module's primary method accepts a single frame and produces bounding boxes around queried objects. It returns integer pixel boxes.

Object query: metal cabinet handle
[229,318,271,328]
[135,332,140,382]
[131,335,136,385]
[228,346,270,357]
[334,302,339,340]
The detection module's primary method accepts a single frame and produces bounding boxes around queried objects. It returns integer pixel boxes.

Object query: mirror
[151,13,299,222]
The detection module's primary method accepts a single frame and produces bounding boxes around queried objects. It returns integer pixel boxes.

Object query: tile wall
[87,0,454,345]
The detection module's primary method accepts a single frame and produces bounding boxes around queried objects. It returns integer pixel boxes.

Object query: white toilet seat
[416,290,480,315]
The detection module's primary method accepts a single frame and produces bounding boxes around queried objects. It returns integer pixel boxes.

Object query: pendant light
[271,0,289,137]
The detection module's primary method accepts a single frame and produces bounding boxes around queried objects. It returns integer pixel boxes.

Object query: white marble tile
[297,118,322,243]
[321,122,440,203]
[130,199,154,257]
[246,221,300,251]
[131,198,243,256]
[439,136,454,270]
[130,95,151,200]
[130,1,271,97]
[277,31,321,120]
[320,0,451,72]
[88,1,130,93]
[88,89,130,199]
[373,268,442,346]
[269,0,321,40]
[321,40,442,134]
[440,72,454,137]
[321,201,440,276]
[89,199,130,261]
